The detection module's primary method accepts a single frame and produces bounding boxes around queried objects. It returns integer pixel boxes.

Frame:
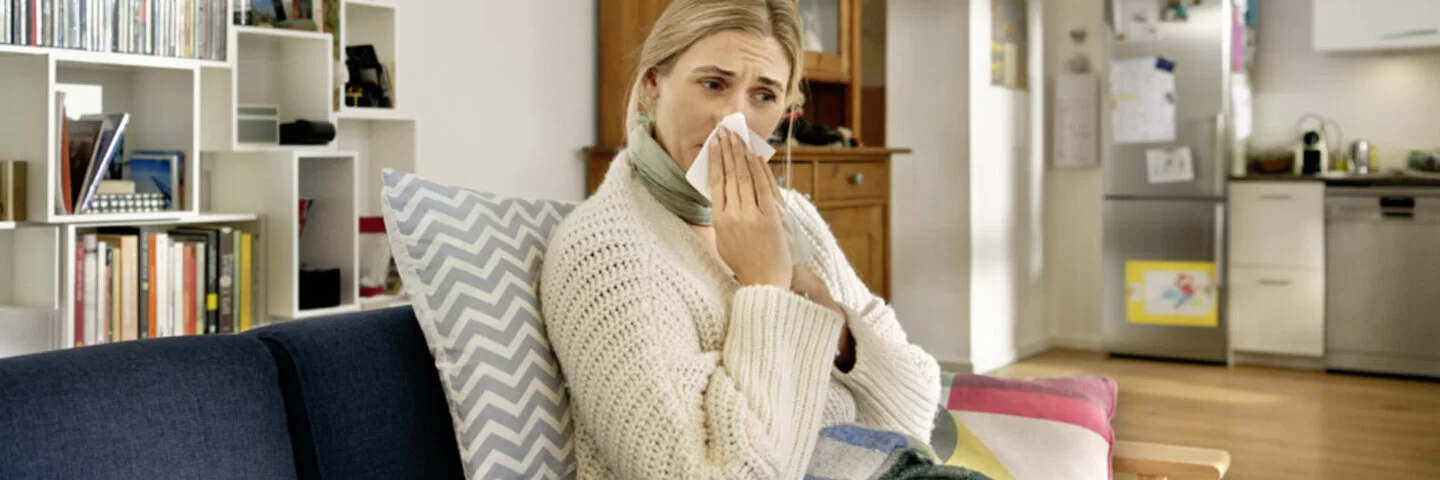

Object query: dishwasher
[1326,187,1440,378]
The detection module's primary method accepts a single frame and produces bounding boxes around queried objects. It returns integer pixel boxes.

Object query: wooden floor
[990,349,1440,480]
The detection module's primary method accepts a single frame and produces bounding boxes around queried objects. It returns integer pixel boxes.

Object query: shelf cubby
[201,27,333,151]
[207,151,358,320]
[336,118,415,216]
[55,62,201,218]
[0,53,51,223]
[0,225,64,356]
[338,0,399,114]
[0,50,203,223]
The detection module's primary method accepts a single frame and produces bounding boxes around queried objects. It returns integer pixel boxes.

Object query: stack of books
[70,225,255,347]
[0,0,229,61]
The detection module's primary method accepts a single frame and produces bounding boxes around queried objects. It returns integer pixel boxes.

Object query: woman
[540,1,946,478]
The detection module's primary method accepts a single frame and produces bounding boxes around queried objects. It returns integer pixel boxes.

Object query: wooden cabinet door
[818,204,885,296]
[797,0,855,82]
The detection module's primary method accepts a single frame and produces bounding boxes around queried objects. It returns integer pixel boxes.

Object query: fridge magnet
[1125,261,1218,327]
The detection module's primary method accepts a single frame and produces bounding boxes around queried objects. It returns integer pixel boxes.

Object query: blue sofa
[0,307,465,480]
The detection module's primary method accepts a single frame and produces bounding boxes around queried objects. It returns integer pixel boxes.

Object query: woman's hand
[710,128,792,288]
[791,265,843,317]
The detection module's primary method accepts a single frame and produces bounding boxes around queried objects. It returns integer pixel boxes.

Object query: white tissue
[685,112,777,199]
[687,112,812,265]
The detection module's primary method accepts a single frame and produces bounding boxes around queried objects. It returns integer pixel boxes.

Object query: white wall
[399,0,596,202]
[887,0,973,368]
[888,0,1046,372]
[966,0,1048,373]
[1250,0,1440,161]
[1041,0,1107,351]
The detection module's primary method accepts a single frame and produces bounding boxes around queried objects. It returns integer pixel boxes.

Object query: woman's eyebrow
[691,65,786,91]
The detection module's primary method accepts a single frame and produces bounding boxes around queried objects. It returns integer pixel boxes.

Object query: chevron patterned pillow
[379,169,577,479]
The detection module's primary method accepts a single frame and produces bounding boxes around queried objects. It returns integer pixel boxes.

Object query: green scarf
[629,115,712,225]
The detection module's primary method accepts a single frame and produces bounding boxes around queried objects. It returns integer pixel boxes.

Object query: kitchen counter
[1230,173,1440,187]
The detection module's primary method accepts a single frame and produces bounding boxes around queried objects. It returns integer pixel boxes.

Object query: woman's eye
[701,80,723,91]
[755,90,777,103]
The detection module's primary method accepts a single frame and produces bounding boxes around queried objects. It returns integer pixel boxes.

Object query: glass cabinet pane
[799,0,841,55]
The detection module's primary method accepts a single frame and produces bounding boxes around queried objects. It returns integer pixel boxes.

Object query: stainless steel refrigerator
[1102,0,1235,363]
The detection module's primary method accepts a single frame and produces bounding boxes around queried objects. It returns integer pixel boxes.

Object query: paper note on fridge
[686,112,777,199]
[1146,147,1195,183]
[1111,56,1176,144]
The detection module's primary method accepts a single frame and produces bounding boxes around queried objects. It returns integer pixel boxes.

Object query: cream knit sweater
[540,152,941,480]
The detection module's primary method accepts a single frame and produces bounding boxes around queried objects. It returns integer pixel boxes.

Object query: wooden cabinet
[798,0,857,83]
[1313,0,1440,53]
[588,0,900,298]
[820,203,886,296]
[1226,181,1326,358]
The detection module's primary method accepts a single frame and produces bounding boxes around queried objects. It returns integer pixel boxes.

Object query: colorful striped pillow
[930,373,1118,480]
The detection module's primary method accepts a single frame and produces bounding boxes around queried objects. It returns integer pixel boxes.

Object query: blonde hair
[623,0,805,138]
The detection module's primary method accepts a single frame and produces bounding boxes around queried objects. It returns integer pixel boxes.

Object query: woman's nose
[715,91,748,121]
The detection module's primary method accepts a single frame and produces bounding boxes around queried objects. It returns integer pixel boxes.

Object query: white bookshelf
[0,0,416,355]
[208,151,360,320]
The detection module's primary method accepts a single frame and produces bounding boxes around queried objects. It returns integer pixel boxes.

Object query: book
[127,150,183,209]
[72,112,130,214]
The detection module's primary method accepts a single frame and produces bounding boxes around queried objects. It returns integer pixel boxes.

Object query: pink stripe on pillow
[947,386,1114,443]
[947,374,1117,420]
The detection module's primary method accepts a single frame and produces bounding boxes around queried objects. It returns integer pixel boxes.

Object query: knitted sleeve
[540,214,844,479]
[782,190,943,441]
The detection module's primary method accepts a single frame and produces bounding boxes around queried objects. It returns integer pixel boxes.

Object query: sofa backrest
[0,335,298,479]
[249,306,464,480]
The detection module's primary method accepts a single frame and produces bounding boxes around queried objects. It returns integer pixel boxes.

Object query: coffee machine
[1295,129,1328,175]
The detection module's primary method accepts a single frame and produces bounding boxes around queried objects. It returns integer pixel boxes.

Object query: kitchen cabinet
[1313,0,1440,53]
[1229,182,1325,269]
[1226,181,1326,358]
[1229,268,1326,357]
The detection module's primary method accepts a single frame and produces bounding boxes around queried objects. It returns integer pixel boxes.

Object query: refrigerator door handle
[1214,203,1226,287]
[1214,112,1227,193]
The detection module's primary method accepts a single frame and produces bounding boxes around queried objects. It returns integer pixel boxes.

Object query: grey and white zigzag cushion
[379,169,576,479]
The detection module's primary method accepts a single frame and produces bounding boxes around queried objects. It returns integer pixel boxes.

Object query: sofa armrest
[1112,440,1230,480]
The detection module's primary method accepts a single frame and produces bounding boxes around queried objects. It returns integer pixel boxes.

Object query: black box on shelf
[299,267,342,310]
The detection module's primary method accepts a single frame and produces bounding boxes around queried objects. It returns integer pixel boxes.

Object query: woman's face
[644,30,792,170]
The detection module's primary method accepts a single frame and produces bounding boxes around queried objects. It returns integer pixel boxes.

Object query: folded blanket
[805,424,992,480]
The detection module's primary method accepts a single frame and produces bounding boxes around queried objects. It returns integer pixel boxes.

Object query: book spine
[136,231,149,339]
[105,245,114,343]
[183,243,195,335]
[217,228,232,334]
[204,229,217,334]
[95,241,109,344]
[171,241,183,336]
[84,235,98,346]
[73,240,84,347]
[193,240,204,335]
[238,232,252,332]
[230,229,240,331]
